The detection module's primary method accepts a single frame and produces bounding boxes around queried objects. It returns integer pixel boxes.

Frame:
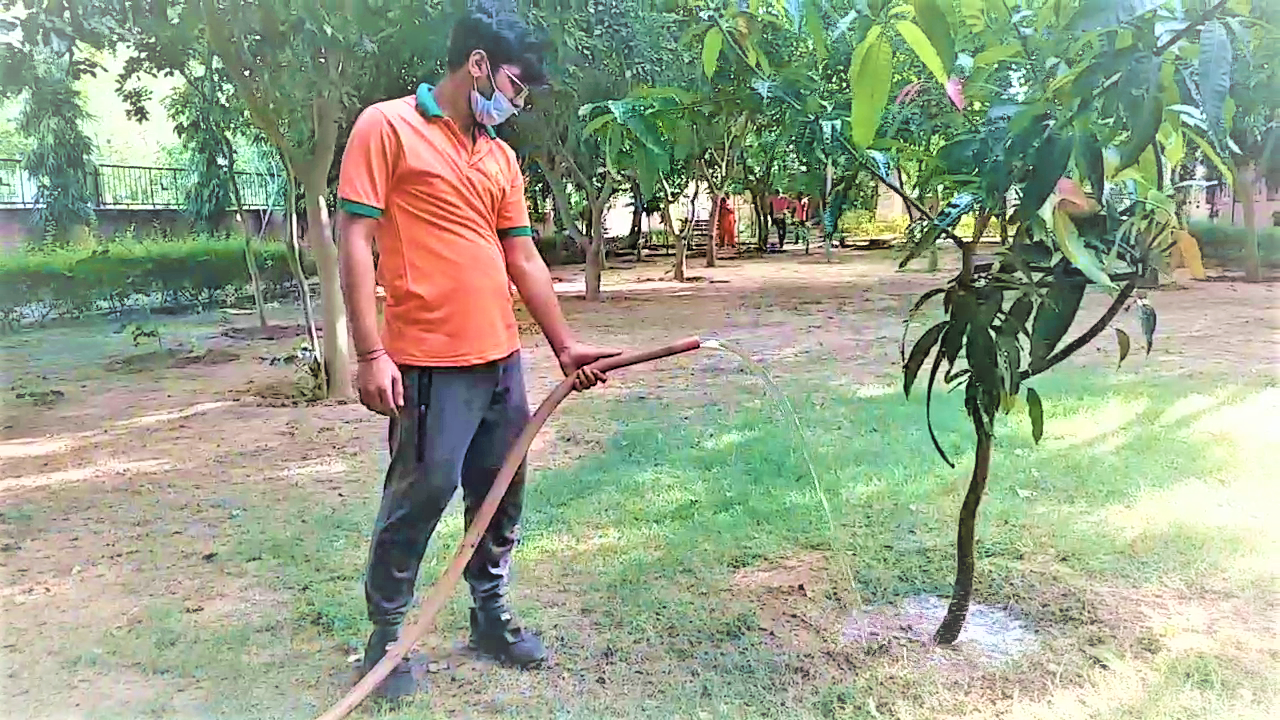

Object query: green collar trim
[416,83,497,138]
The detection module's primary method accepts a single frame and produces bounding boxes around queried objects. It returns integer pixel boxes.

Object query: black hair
[446,5,548,88]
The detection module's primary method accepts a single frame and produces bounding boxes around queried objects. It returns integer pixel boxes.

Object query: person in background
[769,191,790,250]
[335,7,620,702]
[716,196,737,251]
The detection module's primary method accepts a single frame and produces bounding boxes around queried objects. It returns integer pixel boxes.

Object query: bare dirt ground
[1,247,1277,718]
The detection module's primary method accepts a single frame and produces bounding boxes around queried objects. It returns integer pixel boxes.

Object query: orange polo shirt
[337,84,530,366]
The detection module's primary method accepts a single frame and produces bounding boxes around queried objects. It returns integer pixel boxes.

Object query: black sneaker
[361,625,418,702]
[468,607,548,667]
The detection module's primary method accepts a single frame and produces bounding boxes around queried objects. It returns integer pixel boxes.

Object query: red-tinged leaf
[946,76,965,111]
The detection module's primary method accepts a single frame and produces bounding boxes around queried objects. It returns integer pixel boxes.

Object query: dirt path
[2,248,1277,717]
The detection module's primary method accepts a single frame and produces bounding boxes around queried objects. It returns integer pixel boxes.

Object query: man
[769,191,790,250]
[336,9,619,701]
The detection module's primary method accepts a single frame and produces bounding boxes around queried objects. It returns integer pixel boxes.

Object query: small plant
[125,322,163,349]
[267,340,324,401]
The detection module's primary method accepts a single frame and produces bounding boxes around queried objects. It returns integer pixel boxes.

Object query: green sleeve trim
[498,226,533,238]
[339,198,383,219]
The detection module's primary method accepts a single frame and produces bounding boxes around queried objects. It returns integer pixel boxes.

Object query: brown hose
[314,336,704,720]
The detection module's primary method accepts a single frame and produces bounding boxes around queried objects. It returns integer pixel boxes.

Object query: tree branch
[1155,0,1231,56]
[201,0,295,167]
[1023,277,1138,381]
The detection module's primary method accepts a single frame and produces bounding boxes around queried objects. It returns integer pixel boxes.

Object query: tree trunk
[823,161,833,263]
[1236,163,1261,282]
[934,429,993,645]
[706,190,720,269]
[628,180,644,261]
[662,204,686,282]
[753,195,768,254]
[299,163,352,399]
[284,171,321,370]
[585,240,604,302]
[230,176,268,327]
[584,200,607,301]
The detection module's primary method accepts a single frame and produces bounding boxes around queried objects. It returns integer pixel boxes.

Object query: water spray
[314,337,704,720]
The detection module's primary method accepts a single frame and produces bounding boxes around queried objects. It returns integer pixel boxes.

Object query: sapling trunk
[934,428,993,645]
[230,175,267,328]
[284,171,322,383]
[1235,163,1261,282]
[662,204,685,282]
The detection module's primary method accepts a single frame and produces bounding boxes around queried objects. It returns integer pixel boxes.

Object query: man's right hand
[357,353,404,417]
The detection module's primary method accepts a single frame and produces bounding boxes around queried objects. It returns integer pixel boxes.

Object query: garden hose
[314,336,706,720]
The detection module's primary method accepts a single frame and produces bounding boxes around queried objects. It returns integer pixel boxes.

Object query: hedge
[1187,220,1280,270]
[0,235,316,325]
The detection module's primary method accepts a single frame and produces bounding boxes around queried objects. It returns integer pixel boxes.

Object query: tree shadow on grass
[93,369,1274,720]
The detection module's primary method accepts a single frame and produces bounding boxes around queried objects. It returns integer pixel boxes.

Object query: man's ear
[468,49,488,79]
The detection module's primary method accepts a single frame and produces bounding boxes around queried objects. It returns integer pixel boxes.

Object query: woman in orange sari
[716,196,738,251]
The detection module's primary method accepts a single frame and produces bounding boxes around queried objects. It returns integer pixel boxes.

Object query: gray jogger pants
[364,350,530,626]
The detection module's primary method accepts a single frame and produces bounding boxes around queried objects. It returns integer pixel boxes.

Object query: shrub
[839,208,908,238]
[1187,220,1280,270]
[0,234,315,327]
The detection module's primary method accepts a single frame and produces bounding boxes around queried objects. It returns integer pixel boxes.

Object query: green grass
[67,369,1280,719]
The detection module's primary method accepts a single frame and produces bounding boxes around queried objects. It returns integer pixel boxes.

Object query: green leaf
[913,0,955,72]
[904,321,947,398]
[973,44,1020,68]
[959,0,984,30]
[1075,130,1105,199]
[901,287,947,362]
[702,26,724,79]
[996,331,1022,399]
[1052,209,1117,289]
[581,113,612,138]
[1004,294,1034,335]
[966,323,1001,402]
[1018,130,1071,221]
[1030,281,1086,370]
[1138,299,1156,355]
[850,23,883,89]
[942,292,973,367]
[925,346,954,467]
[805,0,828,59]
[1199,20,1232,141]
[1074,0,1164,31]
[1185,129,1234,187]
[851,32,892,148]
[895,20,948,87]
[1026,387,1044,444]
[1117,77,1165,174]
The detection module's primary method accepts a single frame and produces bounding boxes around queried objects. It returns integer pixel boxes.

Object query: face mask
[471,74,518,127]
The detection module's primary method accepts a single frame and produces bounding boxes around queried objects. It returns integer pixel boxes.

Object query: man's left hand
[557,342,622,391]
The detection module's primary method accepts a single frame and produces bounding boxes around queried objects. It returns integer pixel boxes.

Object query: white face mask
[471,73,519,127]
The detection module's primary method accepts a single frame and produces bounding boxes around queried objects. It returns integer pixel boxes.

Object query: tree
[154,51,272,326]
[0,2,109,247]
[882,0,1240,642]
[509,0,674,300]
[1212,1,1280,281]
[181,0,450,396]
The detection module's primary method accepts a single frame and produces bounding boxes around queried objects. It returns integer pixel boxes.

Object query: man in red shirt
[336,9,618,701]
[769,191,791,250]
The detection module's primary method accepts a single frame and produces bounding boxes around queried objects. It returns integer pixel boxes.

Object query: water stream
[698,338,853,588]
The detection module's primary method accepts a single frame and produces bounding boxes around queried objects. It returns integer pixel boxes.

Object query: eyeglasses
[500,67,529,106]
